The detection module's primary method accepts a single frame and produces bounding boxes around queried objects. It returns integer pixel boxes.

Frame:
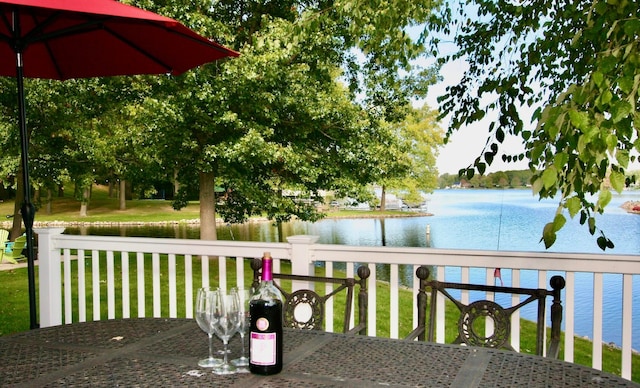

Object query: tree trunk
[79,187,90,217]
[173,168,180,196]
[45,188,52,214]
[380,185,387,211]
[199,171,217,241]
[119,180,126,210]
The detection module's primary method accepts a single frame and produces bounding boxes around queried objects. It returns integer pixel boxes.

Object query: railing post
[35,227,65,328]
[286,235,319,290]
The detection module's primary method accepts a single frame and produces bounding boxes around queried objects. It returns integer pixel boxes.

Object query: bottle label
[250,331,277,365]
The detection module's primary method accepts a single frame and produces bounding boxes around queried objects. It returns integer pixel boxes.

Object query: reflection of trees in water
[64,217,429,287]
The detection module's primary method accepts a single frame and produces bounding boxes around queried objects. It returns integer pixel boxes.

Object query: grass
[0,184,415,225]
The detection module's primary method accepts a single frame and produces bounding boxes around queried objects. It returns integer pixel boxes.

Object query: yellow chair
[0,229,8,246]
[2,235,26,264]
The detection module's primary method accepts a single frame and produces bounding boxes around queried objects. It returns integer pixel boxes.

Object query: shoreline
[0,211,433,229]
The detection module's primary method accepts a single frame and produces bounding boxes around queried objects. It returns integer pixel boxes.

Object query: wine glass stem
[222,340,229,364]
[208,333,215,359]
[240,333,246,357]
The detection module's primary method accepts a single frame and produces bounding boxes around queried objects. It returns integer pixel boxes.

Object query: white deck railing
[35,228,640,381]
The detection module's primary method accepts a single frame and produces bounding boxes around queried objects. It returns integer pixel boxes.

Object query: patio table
[0,318,637,387]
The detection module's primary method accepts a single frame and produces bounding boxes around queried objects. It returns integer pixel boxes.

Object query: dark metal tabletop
[0,318,636,387]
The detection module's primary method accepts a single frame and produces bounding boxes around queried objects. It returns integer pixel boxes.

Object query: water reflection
[63,219,424,287]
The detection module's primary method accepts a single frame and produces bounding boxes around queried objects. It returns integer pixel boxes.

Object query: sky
[421,54,530,176]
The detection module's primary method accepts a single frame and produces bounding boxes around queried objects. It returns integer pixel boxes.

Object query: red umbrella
[0,0,239,329]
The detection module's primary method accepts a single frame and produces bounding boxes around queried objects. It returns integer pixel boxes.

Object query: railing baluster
[136,251,145,318]
[152,252,161,317]
[391,263,399,339]
[512,268,521,352]
[121,251,130,319]
[485,268,495,341]
[185,254,193,319]
[436,266,446,342]
[219,255,227,292]
[622,273,633,380]
[367,263,376,337]
[236,256,246,291]
[412,264,419,330]
[325,261,334,332]
[564,271,575,362]
[92,250,100,321]
[106,250,115,319]
[201,255,209,288]
[78,249,86,322]
[593,272,604,370]
[63,249,72,324]
[538,270,547,355]
[168,253,177,318]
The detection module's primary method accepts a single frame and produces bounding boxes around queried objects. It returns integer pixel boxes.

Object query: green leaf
[588,217,596,235]
[611,101,632,123]
[598,89,613,106]
[597,189,612,210]
[553,152,568,168]
[465,168,475,180]
[609,170,625,193]
[542,222,557,248]
[579,211,587,225]
[541,167,557,189]
[623,19,640,38]
[552,213,566,232]
[616,149,630,168]
[531,176,543,195]
[569,109,589,130]
[565,197,581,217]
[592,71,604,86]
[485,152,494,165]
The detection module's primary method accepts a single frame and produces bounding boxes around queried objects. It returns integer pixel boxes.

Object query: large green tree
[380,104,443,209]
[427,0,640,249]
[128,0,439,240]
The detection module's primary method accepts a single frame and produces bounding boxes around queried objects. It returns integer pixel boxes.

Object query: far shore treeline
[438,169,640,190]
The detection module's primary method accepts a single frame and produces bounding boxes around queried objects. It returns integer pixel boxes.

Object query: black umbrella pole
[16,55,39,330]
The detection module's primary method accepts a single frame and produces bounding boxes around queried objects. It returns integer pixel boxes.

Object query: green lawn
[1,255,639,382]
[0,184,415,226]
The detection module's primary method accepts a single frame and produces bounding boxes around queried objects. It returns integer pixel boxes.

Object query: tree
[128,0,439,240]
[426,0,640,250]
[380,104,443,209]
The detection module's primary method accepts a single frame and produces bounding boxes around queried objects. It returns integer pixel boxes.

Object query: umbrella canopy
[0,0,239,78]
[0,0,239,330]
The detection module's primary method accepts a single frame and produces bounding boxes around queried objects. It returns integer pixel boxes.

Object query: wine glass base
[212,363,237,375]
[231,356,249,367]
[198,357,223,368]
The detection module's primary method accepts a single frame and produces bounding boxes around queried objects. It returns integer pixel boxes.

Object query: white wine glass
[211,289,241,375]
[195,287,222,368]
[231,288,251,368]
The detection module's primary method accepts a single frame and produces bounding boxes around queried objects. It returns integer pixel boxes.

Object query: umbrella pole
[16,50,38,330]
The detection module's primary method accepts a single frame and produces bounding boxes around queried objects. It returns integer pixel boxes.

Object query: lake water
[65,188,640,348]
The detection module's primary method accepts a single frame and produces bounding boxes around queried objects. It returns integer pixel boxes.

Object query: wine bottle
[249,252,284,375]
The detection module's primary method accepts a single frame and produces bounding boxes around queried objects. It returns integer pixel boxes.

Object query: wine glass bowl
[231,288,252,368]
[211,289,241,375]
[195,287,222,368]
